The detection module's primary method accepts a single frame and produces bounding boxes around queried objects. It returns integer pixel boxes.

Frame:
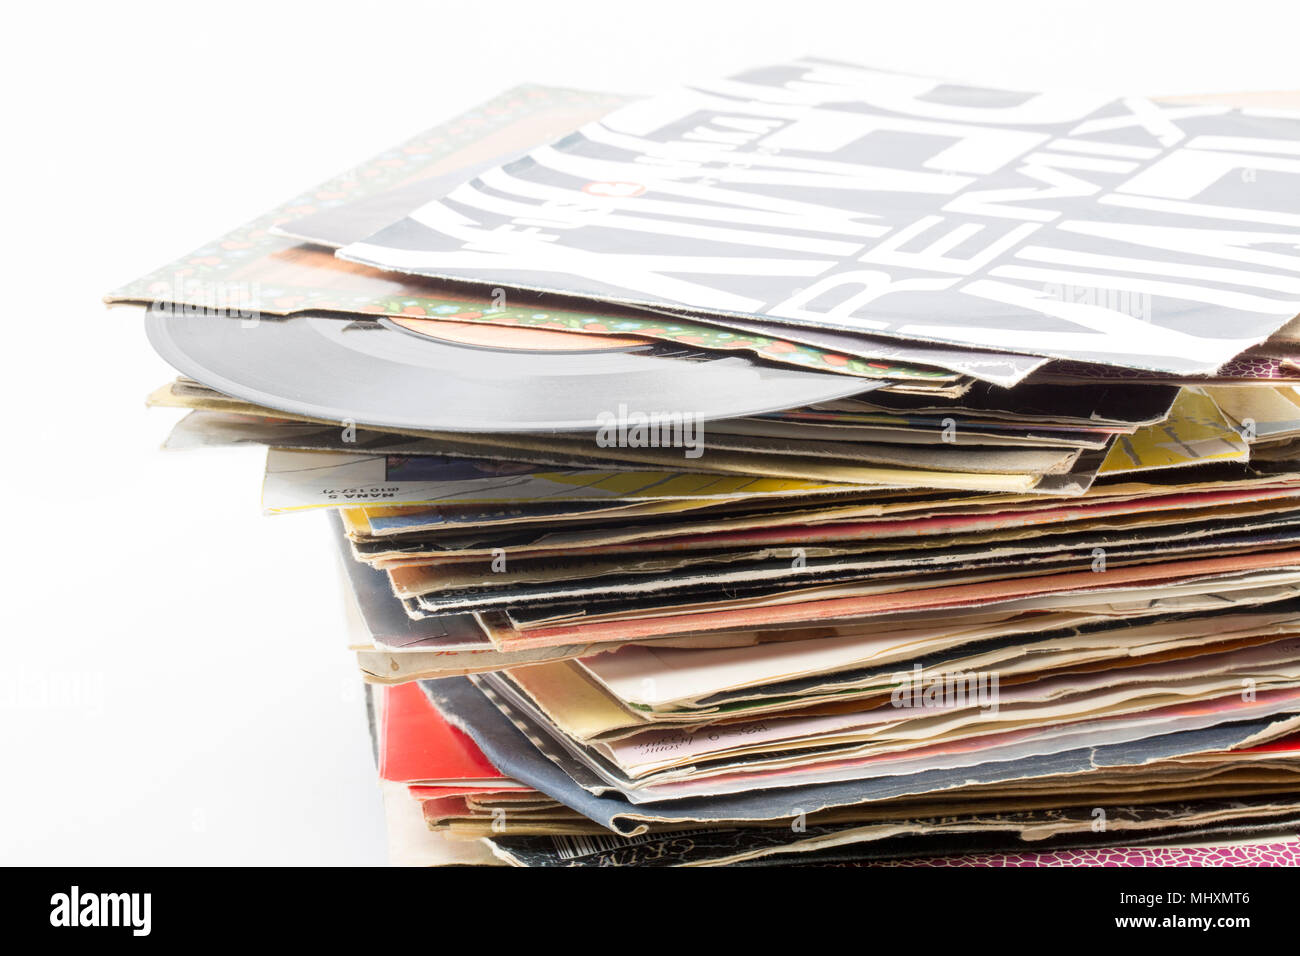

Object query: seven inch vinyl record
[144,310,874,433]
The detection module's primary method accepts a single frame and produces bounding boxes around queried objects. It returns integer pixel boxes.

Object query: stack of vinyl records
[114,59,1300,866]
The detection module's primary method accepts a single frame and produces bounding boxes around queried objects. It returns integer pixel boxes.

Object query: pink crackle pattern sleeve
[863,842,1300,867]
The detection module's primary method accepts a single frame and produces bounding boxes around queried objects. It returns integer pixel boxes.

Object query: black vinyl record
[144,310,873,432]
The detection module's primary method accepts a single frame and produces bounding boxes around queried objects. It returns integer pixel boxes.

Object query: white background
[2,0,1298,865]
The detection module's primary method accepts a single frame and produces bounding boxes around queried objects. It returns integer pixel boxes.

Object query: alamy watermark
[596,403,705,459]
[890,664,1000,715]
[1042,282,1151,322]
[148,274,261,326]
[50,886,151,936]
[1,672,105,713]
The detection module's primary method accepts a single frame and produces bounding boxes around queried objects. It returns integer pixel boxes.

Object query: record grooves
[144,310,869,433]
